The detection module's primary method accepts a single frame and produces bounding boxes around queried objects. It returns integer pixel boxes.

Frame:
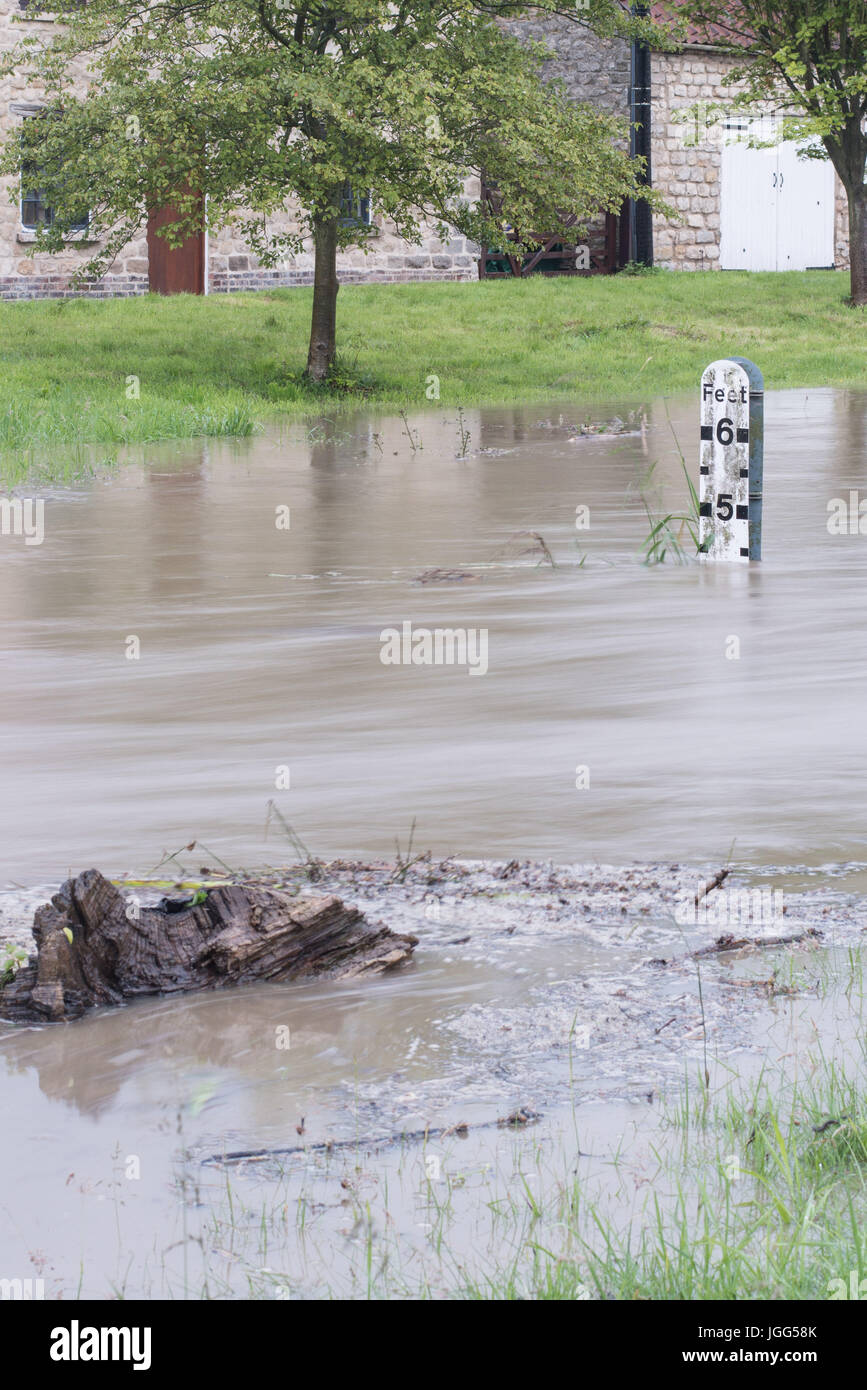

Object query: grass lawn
[0,269,864,479]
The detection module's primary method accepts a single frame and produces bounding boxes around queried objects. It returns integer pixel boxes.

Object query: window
[339,183,371,227]
[722,112,779,147]
[19,111,89,232]
[17,1,87,11]
[20,186,88,231]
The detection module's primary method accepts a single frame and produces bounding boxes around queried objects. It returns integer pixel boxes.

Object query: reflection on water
[1,920,863,1299]
[2,388,867,878]
[3,387,867,1296]
[0,925,633,1297]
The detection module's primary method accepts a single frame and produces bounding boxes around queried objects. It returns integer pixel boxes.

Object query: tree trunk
[0,869,417,1023]
[306,212,340,381]
[847,183,867,307]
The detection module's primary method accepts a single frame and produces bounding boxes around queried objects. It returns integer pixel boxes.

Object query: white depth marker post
[699,358,762,562]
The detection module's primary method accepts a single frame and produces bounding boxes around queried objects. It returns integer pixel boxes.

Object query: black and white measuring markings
[698,357,764,562]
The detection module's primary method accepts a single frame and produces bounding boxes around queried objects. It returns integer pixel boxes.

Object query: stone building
[510,9,849,275]
[651,37,849,272]
[0,1,849,299]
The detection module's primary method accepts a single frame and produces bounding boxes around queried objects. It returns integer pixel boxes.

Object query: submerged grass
[0,270,864,482]
[452,1053,867,1302]
[176,1006,867,1300]
[189,1065,867,1301]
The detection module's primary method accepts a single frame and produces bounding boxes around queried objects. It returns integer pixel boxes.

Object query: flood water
[2,386,867,1299]
[2,386,867,882]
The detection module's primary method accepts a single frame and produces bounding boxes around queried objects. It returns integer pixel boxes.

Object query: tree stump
[0,869,417,1023]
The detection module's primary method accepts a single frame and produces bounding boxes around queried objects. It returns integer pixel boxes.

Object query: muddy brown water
[1,387,866,879]
[2,388,867,1298]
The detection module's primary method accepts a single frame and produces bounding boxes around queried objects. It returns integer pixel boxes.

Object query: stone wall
[501,15,630,258]
[212,12,636,294]
[503,14,631,115]
[207,205,479,295]
[833,162,851,270]
[0,2,478,298]
[652,47,850,271]
[0,5,152,296]
[0,6,852,296]
[0,8,628,298]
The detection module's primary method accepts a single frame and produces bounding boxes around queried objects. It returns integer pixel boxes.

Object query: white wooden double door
[720,122,836,271]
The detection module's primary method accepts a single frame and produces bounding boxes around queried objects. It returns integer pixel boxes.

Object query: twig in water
[264,801,323,880]
[399,410,421,454]
[496,530,556,568]
[148,841,198,876]
[695,867,730,907]
[193,842,237,877]
[205,1109,547,1166]
[456,407,471,458]
[692,927,822,959]
[525,531,556,568]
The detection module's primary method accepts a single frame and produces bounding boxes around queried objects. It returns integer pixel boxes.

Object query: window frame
[16,0,86,15]
[17,107,90,235]
[338,182,372,229]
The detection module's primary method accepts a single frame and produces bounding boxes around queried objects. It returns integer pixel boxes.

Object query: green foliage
[674,1,866,190]
[665,3,867,301]
[0,271,864,483]
[1,941,28,984]
[268,348,378,400]
[619,260,663,277]
[639,460,704,565]
[0,1,670,283]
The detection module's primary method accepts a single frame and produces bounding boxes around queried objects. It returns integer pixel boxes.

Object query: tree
[677,1,867,305]
[1,0,667,379]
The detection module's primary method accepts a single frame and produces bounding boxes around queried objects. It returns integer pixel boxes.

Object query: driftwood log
[691,927,822,958]
[0,869,417,1023]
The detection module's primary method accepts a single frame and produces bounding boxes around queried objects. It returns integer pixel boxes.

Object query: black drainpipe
[628,2,653,265]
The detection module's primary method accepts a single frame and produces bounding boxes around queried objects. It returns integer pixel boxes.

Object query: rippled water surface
[2,387,867,1298]
[2,386,867,880]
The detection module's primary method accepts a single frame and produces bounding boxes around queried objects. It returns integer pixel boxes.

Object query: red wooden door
[147,203,205,294]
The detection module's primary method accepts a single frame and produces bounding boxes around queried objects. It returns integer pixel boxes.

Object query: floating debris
[413,568,480,584]
[498,1106,541,1128]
